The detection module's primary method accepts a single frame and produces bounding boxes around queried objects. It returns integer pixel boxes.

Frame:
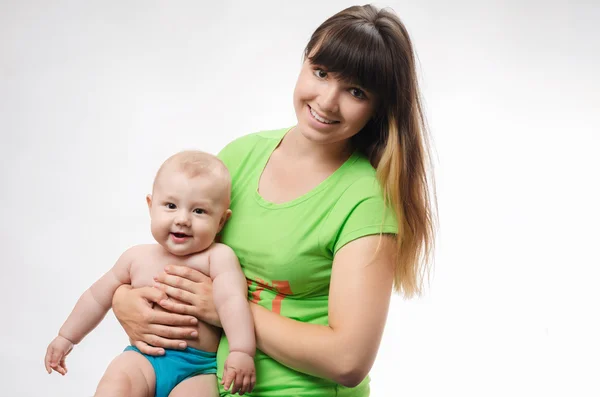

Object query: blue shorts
[124,345,217,397]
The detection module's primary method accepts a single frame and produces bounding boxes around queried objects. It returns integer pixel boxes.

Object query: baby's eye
[166,203,176,209]
[193,208,205,214]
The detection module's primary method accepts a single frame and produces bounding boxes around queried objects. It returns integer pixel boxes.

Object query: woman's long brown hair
[305,4,437,297]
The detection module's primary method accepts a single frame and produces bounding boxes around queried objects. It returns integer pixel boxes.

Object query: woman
[113,4,435,396]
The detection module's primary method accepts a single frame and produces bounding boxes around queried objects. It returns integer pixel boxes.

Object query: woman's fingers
[136,285,168,304]
[141,333,188,351]
[148,306,198,327]
[164,264,211,283]
[156,299,198,317]
[151,304,198,323]
[149,324,198,340]
[112,284,201,353]
[155,285,222,327]
[154,281,195,304]
[153,265,221,326]
[134,340,164,356]
[155,273,198,294]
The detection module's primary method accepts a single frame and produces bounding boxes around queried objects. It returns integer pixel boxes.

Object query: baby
[44,151,255,397]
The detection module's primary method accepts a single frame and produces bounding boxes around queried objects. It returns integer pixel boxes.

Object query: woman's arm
[249,234,395,387]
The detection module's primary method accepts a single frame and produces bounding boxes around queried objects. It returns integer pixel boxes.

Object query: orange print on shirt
[247,278,292,315]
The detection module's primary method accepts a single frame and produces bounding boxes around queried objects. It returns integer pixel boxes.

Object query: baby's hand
[222,351,256,395]
[44,335,74,375]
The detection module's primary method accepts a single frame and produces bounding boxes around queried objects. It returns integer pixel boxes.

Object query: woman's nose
[317,83,340,115]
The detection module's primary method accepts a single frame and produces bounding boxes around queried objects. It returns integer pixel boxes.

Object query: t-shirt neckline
[254,127,359,209]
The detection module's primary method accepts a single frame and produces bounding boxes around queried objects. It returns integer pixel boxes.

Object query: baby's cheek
[198,228,218,248]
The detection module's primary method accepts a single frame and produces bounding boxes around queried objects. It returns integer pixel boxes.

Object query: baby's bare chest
[128,248,210,288]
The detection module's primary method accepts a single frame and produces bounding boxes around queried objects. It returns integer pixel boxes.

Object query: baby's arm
[44,246,135,374]
[209,244,256,393]
[210,243,255,354]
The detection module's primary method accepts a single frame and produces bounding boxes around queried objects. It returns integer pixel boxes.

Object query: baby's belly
[154,300,222,352]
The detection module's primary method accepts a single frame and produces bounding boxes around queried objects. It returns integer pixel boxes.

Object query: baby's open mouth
[171,233,190,238]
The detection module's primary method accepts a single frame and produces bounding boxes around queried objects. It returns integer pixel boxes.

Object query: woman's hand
[112,285,199,355]
[154,265,222,328]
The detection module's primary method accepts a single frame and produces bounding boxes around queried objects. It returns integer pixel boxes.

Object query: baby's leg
[94,351,156,397]
[168,374,218,397]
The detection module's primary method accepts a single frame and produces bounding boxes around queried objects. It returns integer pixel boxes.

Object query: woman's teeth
[310,107,336,124]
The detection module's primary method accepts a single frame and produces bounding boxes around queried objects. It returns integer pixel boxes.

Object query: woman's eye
[193,208,205,214]
[314,68,328,79]
[350,87,366,99]
[166,203,176,209]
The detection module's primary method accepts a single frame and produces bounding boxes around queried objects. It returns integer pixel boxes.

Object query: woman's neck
[279,126,354,168]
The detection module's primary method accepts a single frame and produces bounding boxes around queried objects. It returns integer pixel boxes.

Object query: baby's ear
[146,194,153,212]
[218,209,232,231]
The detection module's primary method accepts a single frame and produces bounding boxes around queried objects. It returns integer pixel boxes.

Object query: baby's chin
[159,239,211,257]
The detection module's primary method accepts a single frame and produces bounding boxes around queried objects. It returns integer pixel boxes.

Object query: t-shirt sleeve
[329,177,398,254]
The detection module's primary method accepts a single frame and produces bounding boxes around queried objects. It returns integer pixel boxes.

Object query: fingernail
[190,318,198,325]
[165,266,171,271]
[191,331,198,337]
[179,342,186,348]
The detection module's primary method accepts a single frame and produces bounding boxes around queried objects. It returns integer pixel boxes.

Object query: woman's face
[292,59,377,147]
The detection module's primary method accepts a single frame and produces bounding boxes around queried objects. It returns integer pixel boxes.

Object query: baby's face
[147,169,230,256]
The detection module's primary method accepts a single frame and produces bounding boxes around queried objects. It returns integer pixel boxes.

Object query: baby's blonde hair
[153,150,231,204]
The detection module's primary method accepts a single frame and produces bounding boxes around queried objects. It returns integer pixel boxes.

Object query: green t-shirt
[216,128,397,397]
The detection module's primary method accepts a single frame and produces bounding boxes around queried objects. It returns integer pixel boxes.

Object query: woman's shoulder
[338,154,383,197]
[217,127,289,171]
[219,128,287,155]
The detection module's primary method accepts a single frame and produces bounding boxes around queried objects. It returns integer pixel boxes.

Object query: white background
[1,1,599,396]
